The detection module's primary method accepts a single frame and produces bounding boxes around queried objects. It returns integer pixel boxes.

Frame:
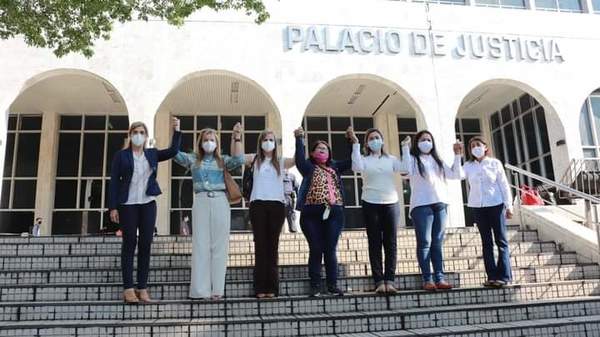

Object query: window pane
[306,117,328,131]
[57,134,81,177]
[342,178,357,206]
[343,208,364,228]
[221,135,232,157]
[544,155,555,180]
[82,134,105,177]
[590,97,600,146]
[580,102,594,146]
[15,133,40,177]
[82,211,102,234]
[221,116,241,130]
[503,125,518,165]
[244,133,259,154]
[397,118,417,132]
[307,133,329,151]
[520,94,532,112]
[108,116,129,130]
[7,116,17,130]
[501,106,511,124]
[477,0,500,5]
[231,209,250,231]
[583,148,597,158]
[536,0,558,8]
[3,133,15,177]
[330,117,351,131]
[502,0,525,7]
[84,116,106,130]
[170,210,192,235]
[331,134,351,162]
[558,0,582,10]
[461,119,481,133]
[105,133,127,175]
[79,179,103,209]
[60,116,82,130]
[535,107,551,153]
[195,116,217,130]
[512,102,520,117]
[244,116,265,131]
[514,119,526,163]
[54,180,78,208]
[0,211,33,234]
[1,180,10,208]
[180,133,195,154]
[171,179,193,209]
[179,116,195,131]
[52,211,82,234]
[491,113,501,130]
[531,160,541,177]
[522,113,539,159]
[20,116,42,130]
[493,130,505,163]
[593,0,600,11]
[353,117,373,131]
[12,180,36,209]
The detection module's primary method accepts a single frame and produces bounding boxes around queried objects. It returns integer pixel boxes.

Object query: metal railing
[505,163,600,259]
[559,158,600,199]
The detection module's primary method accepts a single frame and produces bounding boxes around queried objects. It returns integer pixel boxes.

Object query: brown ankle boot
[135,289,153,303]
[123,288,139,304]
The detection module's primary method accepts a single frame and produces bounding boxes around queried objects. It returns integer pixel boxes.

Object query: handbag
[242,156,257,203]
[520,185,544,206]
[220,159,243,205]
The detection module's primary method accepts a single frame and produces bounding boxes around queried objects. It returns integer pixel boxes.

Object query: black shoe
[327,286,344,296]
[309,285,321,297]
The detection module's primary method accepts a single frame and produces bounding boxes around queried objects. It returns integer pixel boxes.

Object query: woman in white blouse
[401,130,463,291]
[348,127,403,294]
[244,130,295,298]
[462,136,513,287]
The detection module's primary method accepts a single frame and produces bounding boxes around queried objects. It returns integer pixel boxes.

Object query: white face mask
[418,140,433,154]
[202,140,217,153]
[131,134,146,147]
[261,139,275,152]
[471,146,486,159]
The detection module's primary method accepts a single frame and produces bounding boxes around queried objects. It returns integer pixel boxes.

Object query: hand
[346,126,359,144]
[294,127,304,138]
[506,209,514,219]
[232,122,242,140]
[401,136,411,147]
[172,117,180,131]
[110,209,119,224]
[453,139,464,155]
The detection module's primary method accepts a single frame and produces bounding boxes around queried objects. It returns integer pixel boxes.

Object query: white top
[401,145,463,213]
[250,156,285,204]
[124,151,156,205]
[462,157,513,211]
[351,143,403,204]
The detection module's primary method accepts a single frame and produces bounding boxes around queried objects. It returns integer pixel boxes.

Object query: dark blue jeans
[362,201,400,284]
[472,204,513,282]
[119,201,156,290]
[300,205,344,288]
[411,203,447,283]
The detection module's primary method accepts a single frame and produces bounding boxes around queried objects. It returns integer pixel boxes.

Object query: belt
[196,190,225,198]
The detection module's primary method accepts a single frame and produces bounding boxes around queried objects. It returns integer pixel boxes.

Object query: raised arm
[443,140,464,180]
[294,127,311,176]
[230,122,243,157]
[157,118,182,162]
[348,127,365,172]
[400,136,416,176]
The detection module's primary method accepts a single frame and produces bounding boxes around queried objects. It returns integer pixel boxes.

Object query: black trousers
[362,201,400,284]
[119,201,156,290]
[250,200,285,295]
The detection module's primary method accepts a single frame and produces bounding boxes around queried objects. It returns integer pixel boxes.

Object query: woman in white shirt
[401,130,463,291]
[348,127,403,294]
[462,136,513,287]
[245,130,295,298]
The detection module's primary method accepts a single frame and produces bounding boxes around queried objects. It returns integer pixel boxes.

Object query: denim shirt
[174,152,244,192]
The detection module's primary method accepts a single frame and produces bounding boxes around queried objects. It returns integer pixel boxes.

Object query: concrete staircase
[1,225,600,336]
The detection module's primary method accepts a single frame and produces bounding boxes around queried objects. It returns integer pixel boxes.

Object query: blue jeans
[300,205,344,288]
[472,204,513,282]
[362,201,400,284]
[411,203,447,283]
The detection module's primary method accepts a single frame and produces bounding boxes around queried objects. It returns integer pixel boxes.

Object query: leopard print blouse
[305,165,343,206]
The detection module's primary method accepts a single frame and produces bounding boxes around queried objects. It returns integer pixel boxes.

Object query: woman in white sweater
[401,130,463,291]
[348,127,403,294]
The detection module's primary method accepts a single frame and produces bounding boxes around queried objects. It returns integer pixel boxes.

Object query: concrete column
[34,112,59,235]
[154,111,172,235]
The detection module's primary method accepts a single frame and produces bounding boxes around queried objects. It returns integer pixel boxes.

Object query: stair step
[2,297,600,336]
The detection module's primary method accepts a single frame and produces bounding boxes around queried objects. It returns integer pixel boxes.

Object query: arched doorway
[155,70,281,233]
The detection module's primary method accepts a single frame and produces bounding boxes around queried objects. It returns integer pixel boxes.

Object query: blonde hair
[255,129,281,175]
[196,128,223,166]
[123,121,149,149]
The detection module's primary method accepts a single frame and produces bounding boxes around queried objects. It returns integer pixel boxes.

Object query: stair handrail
[559,158,600,198]
[505,163,600,260]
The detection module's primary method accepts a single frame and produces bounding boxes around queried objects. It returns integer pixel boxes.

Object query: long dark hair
[309,140,332,166]
[410,130,445,178]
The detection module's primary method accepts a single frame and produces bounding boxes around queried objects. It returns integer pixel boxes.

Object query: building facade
[1,0,599,235]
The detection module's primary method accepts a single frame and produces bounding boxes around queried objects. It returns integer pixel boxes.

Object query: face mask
[261,140,275,152]
[131,134,146,147]
[202,140,217,153]
[313,152,328,164]
[471,146,486,159]
[368,138,383,152]
[418,140,433,154]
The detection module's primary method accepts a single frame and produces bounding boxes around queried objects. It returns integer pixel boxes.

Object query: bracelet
[234,138,242,142]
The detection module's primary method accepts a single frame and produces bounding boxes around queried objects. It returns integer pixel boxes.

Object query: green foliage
[0,0,269,57]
